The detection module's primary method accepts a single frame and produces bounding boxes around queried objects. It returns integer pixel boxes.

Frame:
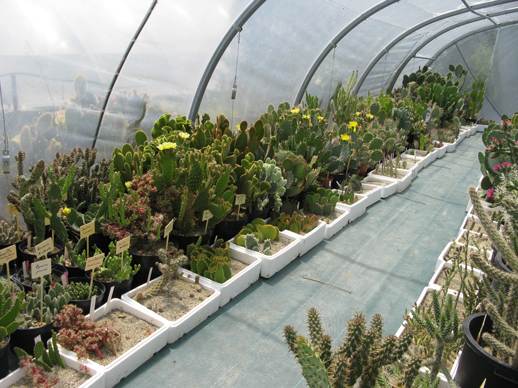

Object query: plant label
[89,296,96,315]
[35,238,53,259]
[7,203,19,215]
[61,274,68,286]
[80,221,95,239]
[147,268,153,287]
[31,258,51,278]
[34,335,42,345]
[107,286,115,304]
[164,219,175,237]
[116,236,130,255]
[22,261,28,277]
[44,217,50,226]
[202,209,213,221]
[235,194,246,206]
[85,253,104,271]
[310,155,318,166]
[0,245,17,265]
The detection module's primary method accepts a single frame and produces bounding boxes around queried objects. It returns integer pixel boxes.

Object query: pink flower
[502,162,512,167]
[492,137,496,141]
[487,188,494,198]
[491,155,495,159]
[494,164,501,171]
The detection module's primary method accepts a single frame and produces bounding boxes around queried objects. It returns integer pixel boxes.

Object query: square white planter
[357,183,382,208]
[476,124,488,133]
[391,158,420,178]
[368,169,413,193]
[429,260,483,291]
[436,240,490,273]
[0,351,104,388]
[432,141,448,158]
[402,149,436,168]
[335,194,368,223]
[455,229,492,253]
[57,299,169,388]
[444,141,456,152]
[461,125,474,137]
[229,231,301,278]
[362,175,398,198]
[179,253,261,307]
[323,207,351,240]
[457,129,467,142]
[282,220,326,257]
[122,272,221,344]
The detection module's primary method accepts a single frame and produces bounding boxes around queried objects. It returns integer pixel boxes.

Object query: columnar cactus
[284,309,414,388]
[468,186,518,368]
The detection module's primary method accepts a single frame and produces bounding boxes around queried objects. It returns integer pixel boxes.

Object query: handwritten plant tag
[80,221,95,240]
[31,259,51,279]
[35,238,53,259]
[0,245,17,265]
[164,219,175,237]
[202,210,213,221]
[116,236,130,255]
[85,253,104,272]
[7,204,19,215]
[235,194,246,206]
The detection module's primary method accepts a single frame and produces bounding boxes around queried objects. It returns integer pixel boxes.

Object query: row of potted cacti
[0,62,488,386]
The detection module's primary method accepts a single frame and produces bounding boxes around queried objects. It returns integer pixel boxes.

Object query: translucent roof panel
[0,0,151,165]
[95,0,251,158]
[199,0,362,126]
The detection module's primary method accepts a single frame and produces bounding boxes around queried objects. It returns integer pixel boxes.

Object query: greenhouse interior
[1,0,518,387]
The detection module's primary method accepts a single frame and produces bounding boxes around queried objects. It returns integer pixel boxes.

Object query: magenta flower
[494,164,501,171]
[502,162,512,167]
[487,188,494,198]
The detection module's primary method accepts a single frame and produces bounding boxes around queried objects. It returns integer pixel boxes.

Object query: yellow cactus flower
[291,108,300,114]
[349,121,358,132]
[62,207,71,215]
[157,142,177,150]
[367,114,374,120]
[303,114,310,120]
[318,116,324,122]
[355,112,361,116]
[341,134,350,141]
[178,131,190,139]
[125,181,132,189]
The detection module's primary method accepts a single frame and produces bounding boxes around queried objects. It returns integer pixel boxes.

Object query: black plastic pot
[248,207,271,221]
[491,251,513,292]
[12,264,68,294]
[214,214,249,242]
[66,277,106,315]
[88,274,134,304]
[0,336,10,378]
[171,230,214,252]
[10,322,55,355]
[130,253,162,288]
[18,240,64,265]
[455,313,518,387]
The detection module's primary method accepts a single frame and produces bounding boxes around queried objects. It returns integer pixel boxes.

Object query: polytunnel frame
[386,12,518,91]
[353,0,517,95]
[92,0,157,149]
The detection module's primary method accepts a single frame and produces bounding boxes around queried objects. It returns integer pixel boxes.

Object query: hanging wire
[0,80,7,151]
[327,45,337,105]
[230,27,242,131]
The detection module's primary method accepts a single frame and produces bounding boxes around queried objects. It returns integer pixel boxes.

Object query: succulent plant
[270,211,319,234]
[284,308,414,388]
[21,283,70,327]
[66,281,100,300]
[234,219,280,255]
[0,217,29,245]
[275,150,320,198]
[92,241,140,284]
[0,279,26,342]
[187,238,232,283]
[304,188,340,217]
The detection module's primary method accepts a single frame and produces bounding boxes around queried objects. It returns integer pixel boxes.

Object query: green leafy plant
[92,241,140,284]
[270,211,320,234]
[0,279,26,342]
[233,219,280,255]
[187,238,232,283]
[66,281,100,300]
[304,188,340,216]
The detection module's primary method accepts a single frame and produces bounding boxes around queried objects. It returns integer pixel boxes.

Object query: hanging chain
[328,45,337,105]
[230,27,242,131]
[0,80,7,151]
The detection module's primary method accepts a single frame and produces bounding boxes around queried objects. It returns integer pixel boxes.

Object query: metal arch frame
[92,0,158,149]
[385,15,518,92]
[354,0,517,94]
[187,0,266,123]
[292,0,399,107]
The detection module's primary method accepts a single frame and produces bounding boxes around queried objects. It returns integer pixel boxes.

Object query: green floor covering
[117,133,485,388]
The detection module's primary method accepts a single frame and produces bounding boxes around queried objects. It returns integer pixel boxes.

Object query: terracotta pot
[358,165,369,177]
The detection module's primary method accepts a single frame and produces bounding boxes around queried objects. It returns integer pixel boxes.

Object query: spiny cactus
[92,241,140,284]
[15,331,65,372]
[270,211,320,234]
[136,247,188,299]
[188,238,232,283]
[284,309,414,388]
[304,188,340,217]
[0,217,29,245]
[0,279,26,342]
[468,186,518,368]
[22,283,70,327]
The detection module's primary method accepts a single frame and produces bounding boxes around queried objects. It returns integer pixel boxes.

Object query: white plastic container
[282,220,326,257]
